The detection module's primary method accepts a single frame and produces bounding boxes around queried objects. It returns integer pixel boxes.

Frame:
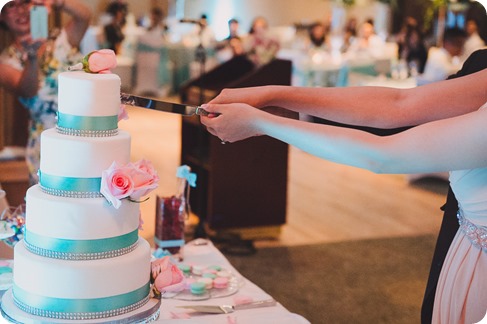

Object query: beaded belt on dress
[457,210,487,252]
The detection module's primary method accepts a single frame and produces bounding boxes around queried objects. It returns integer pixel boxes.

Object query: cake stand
[0,289,161,324]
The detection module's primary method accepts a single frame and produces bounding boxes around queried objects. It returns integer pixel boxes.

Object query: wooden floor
[121,104,447,248]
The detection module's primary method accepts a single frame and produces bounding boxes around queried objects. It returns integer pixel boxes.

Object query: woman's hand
[200,103,268,143]
[20,38,46,60]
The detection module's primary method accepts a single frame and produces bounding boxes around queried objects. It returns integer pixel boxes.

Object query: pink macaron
[213,277,229,289]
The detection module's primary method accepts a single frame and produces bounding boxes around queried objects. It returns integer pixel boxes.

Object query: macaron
[213,277,229,289]
[197,277,213,289]
[192,265,205,276]
[202,272,217,280]
[189,282,206,295]
[178,264,191,275]
[207,265,222,272]
[184,277,197,290]
[217,270,231,278]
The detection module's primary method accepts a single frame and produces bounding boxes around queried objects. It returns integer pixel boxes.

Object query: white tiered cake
[2,71,158,322]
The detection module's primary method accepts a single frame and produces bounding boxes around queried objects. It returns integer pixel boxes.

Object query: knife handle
[234,299,277,311]
[195,107,220,117]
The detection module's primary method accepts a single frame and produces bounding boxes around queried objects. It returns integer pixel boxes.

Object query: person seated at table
[416,27,467,85]
[103,1,127,55]
[398,25,428,75]
[0,0,91,184]
[462,19,486,60]
[341,16,358,53]
[306,21,328,50]
[347,20,385,59]
[199,65,487,324]
[243,16,280,66]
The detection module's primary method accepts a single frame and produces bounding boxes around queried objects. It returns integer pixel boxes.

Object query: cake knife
[176,299,277,314]
[120,93,214,116]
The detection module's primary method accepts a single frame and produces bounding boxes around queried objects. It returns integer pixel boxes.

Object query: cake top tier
[58,71,121,118]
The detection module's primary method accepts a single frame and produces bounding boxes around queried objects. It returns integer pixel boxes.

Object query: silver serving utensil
[120,93,213,116]
[176,299,277,314]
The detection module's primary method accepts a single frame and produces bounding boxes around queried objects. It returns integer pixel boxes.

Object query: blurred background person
[307,21,328,50]
[462,19,486,60]
[191,13,216,49]
[244,16,280,66]
[341,16,358,52]
[398,25,428,75]
[216,18,243,61]
[347,20,385,58]
[0,0,91,184]
[146,7,168,39]
[103,1,127,54]
[417,27,467,85]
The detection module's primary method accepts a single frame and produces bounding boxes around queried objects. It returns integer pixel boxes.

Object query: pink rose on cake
[130,159,159,199]
[69,49,117,74]
[100,162,135,209]
[100,160,159,209]
[118,104,129,121]
[151,256,185,294]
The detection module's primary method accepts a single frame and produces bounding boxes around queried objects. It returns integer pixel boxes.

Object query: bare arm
[56,0,92,48]
[0,40,44,97]
[201,101,487,174]
[209,69,487,129]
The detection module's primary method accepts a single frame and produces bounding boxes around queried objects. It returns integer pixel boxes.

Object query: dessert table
[0,239,310,324]
[156,239,310,323]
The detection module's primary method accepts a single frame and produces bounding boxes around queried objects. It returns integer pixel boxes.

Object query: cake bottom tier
[13,238,151,319]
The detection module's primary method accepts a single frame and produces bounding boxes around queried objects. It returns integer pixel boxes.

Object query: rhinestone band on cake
[13,295,150,320]
[56,125,119,137]
[24,239,139,260]
[40,185,104,198]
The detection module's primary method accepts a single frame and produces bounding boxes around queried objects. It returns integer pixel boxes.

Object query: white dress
[432,101,487,323]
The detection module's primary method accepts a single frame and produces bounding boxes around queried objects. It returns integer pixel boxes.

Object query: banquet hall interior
[0,0,486,322]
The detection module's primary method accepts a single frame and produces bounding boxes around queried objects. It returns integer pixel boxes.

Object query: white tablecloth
[157,240,310,323]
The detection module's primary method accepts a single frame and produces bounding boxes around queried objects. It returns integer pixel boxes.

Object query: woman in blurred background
[0,0,91,184]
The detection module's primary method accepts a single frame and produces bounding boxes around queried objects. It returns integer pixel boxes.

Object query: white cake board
[0,289,161,324]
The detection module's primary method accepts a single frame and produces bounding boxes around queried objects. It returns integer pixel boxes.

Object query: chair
[133,35,173,97]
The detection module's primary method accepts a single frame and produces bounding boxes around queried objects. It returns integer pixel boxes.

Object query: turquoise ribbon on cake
[57,112,118,131]
[24,229,139,254]
[39,172,101,193]
[13,282,150,314]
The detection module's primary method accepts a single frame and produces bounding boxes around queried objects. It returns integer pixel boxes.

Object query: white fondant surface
[25,185,140,239]
[58,72,121,117]
[14,239,151,299]
[40,128,131,178]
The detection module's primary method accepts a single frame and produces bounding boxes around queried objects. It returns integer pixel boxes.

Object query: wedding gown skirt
[432,102,487,324]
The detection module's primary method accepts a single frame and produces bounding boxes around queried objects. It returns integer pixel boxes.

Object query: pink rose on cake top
[69,49,117,74]
[101,160,160,209]
[151,256,185,294]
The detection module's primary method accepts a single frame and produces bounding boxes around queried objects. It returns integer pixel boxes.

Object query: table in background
[158,240,310,323]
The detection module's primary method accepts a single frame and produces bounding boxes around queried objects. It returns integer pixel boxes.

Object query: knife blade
[176,299,277,314]
[120,93,213,116]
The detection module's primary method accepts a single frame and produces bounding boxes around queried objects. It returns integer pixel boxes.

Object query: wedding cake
[5,70,158,322]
